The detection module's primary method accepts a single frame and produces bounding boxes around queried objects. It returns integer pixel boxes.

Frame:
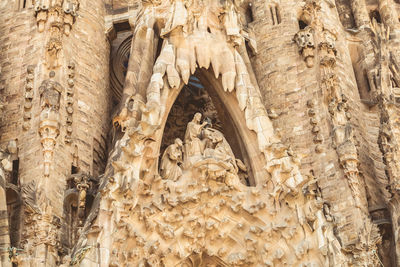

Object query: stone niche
[160,74,254,186]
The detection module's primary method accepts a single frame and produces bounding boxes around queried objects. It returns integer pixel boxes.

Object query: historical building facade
[0,0,400,266]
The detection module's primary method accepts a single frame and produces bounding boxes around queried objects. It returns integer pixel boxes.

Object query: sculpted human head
[193,112,202,123]
[175,138,183,147]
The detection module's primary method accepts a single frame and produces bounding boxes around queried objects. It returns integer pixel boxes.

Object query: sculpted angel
[160,138,183,181]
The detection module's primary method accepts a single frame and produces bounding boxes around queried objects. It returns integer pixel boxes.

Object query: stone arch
[152,68,268,186]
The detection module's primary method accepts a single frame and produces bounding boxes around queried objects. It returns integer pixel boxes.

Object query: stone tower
[0,0,399,266]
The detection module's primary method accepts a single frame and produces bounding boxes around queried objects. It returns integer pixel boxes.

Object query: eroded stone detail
[294,26,315,68]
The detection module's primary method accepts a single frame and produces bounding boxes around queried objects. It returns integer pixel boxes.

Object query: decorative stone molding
[23,65,35,131]
[294,27,315,68]
[307,99,323,153]
[34,0,79,35]
[65,62,75,144]
[38,71,62,177]
[34,0,79,71]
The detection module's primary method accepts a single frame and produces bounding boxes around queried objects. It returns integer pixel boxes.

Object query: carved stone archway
[152,68,267,186]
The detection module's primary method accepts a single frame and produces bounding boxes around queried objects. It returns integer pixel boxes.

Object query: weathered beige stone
[0,0,400,266]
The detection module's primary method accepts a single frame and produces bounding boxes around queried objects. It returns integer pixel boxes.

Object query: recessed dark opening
[11,159,19,185]
[155,36,163,64]
[299,20,308,29]
[370,10,382,23]
[71,165,78,175]
[245,4,254,23]
[113,21,131,32]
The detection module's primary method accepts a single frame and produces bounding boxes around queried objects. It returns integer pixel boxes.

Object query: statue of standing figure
[39,71,63,111]
[184,113,208,167]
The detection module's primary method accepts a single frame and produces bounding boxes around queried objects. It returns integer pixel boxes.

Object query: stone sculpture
[2,0,400,265]
[38,71,62,177]
[160,138,183,181]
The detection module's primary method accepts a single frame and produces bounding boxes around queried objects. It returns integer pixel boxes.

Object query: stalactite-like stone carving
[68,1,348,265]
[65,62,75,144]
[23,65,35,131]
[38,71,62,177]
[294,27,315,68]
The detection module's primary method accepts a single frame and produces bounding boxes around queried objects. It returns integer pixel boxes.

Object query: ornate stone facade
[1,0,400,266]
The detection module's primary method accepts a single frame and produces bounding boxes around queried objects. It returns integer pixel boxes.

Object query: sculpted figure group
[161,113,246,186]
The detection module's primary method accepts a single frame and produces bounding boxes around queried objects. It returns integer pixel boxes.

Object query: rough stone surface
[0,0,400,266]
